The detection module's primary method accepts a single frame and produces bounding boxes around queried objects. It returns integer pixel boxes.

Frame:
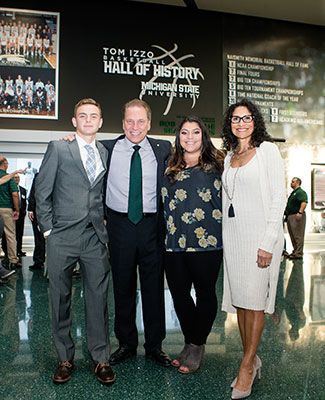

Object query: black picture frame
[0,7,60,119]
[309,274,325,324]
[311,165,325,210]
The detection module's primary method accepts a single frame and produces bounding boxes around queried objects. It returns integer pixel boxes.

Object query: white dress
[222,142,286,314]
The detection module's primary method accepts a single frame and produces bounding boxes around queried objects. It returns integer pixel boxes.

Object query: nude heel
[231,369,255,399]
[230,355,262,388]
[231,356,262,399]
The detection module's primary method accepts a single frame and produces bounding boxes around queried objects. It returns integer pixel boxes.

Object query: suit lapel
[69,140,89,184]
[97,140,107,171]
[147,137,165,210]
[102,135,125,170]
[148,137,164,184]
[92,141,107,186]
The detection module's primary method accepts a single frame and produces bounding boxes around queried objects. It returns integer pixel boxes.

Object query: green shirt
[285,187,308,215]
[0,170,19,208]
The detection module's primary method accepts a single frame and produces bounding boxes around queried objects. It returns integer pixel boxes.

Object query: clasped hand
[257,248,272,268]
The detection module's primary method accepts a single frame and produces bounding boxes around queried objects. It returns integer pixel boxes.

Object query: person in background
[0,169,25,186]
[0,156,21,270]
[35,98,115,385]
[221,99,286,399]
[284,177,308,259]
[161,116,224,374]
[24,161,37,195]
[2,174,27,258]
[27,173,46,271]
[0,168,24,282]
[14,174,27,257]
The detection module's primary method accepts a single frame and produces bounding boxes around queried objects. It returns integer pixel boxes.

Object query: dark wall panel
[1,1,324,142]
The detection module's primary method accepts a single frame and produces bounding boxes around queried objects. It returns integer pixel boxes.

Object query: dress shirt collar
[75,134,97,150]
[123,136,150,151]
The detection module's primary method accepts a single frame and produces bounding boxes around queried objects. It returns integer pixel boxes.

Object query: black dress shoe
[18,251,26,257]
[109,346,137,365]
[145,349,172,367]
[94,362,116,385]
[52,360,74,384]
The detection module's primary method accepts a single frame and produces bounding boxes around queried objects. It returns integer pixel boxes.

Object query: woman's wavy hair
[222,98,273,151]
[166,115,224,181]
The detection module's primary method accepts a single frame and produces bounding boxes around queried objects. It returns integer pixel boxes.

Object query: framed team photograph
[0,7,59,119]
[311,165,325,210]
[309,273,325,324]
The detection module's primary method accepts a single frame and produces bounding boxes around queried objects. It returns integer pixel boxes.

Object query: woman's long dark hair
[222,98,273,151]
[166,115,224,181]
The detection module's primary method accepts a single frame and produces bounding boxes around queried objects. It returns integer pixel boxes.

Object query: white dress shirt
[75,134,104,180]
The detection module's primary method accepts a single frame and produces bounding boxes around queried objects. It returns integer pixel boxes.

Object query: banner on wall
[222,15,325,143]
[0,7,59,119]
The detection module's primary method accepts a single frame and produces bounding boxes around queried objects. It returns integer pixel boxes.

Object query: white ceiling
[130,0,325,26]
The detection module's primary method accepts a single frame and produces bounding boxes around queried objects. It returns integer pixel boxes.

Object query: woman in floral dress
[161,115,224,374]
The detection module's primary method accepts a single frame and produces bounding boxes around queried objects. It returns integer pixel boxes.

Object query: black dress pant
[31,217,45,265]
[164,249,223,345]
[16,213,25,253]
[107,210,165,352]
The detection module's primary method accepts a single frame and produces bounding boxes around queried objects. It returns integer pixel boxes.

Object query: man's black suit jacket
[101,135,172,244]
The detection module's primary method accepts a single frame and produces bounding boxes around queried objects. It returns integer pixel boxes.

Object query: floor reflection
[0,249,324,399]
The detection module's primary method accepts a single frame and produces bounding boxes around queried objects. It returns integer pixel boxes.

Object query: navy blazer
[101,135,172,244]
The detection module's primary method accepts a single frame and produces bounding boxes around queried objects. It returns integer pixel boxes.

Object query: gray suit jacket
[35,139,108,243]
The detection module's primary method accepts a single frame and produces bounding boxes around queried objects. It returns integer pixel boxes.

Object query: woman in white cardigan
[221,99,286,399]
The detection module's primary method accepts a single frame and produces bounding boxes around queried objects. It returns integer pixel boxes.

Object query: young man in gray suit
[62,99,172,367]
[35,98,115,385]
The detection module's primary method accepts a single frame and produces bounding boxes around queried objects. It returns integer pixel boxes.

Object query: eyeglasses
[230,115,254,124]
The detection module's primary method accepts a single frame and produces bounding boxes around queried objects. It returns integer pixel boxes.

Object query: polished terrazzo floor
[0,246,324,400]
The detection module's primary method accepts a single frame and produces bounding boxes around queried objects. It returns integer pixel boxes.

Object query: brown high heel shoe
[231,361,262,399]
[230,355,262,388]
[178,344,205,374]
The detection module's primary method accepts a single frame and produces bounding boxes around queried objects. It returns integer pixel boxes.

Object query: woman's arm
[259,142,286,253]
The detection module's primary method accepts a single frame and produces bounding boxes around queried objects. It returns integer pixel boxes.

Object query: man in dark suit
[35,98,115,385]
[102,99,172,367]
[27,173,46,270]
[14,174,27,257]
